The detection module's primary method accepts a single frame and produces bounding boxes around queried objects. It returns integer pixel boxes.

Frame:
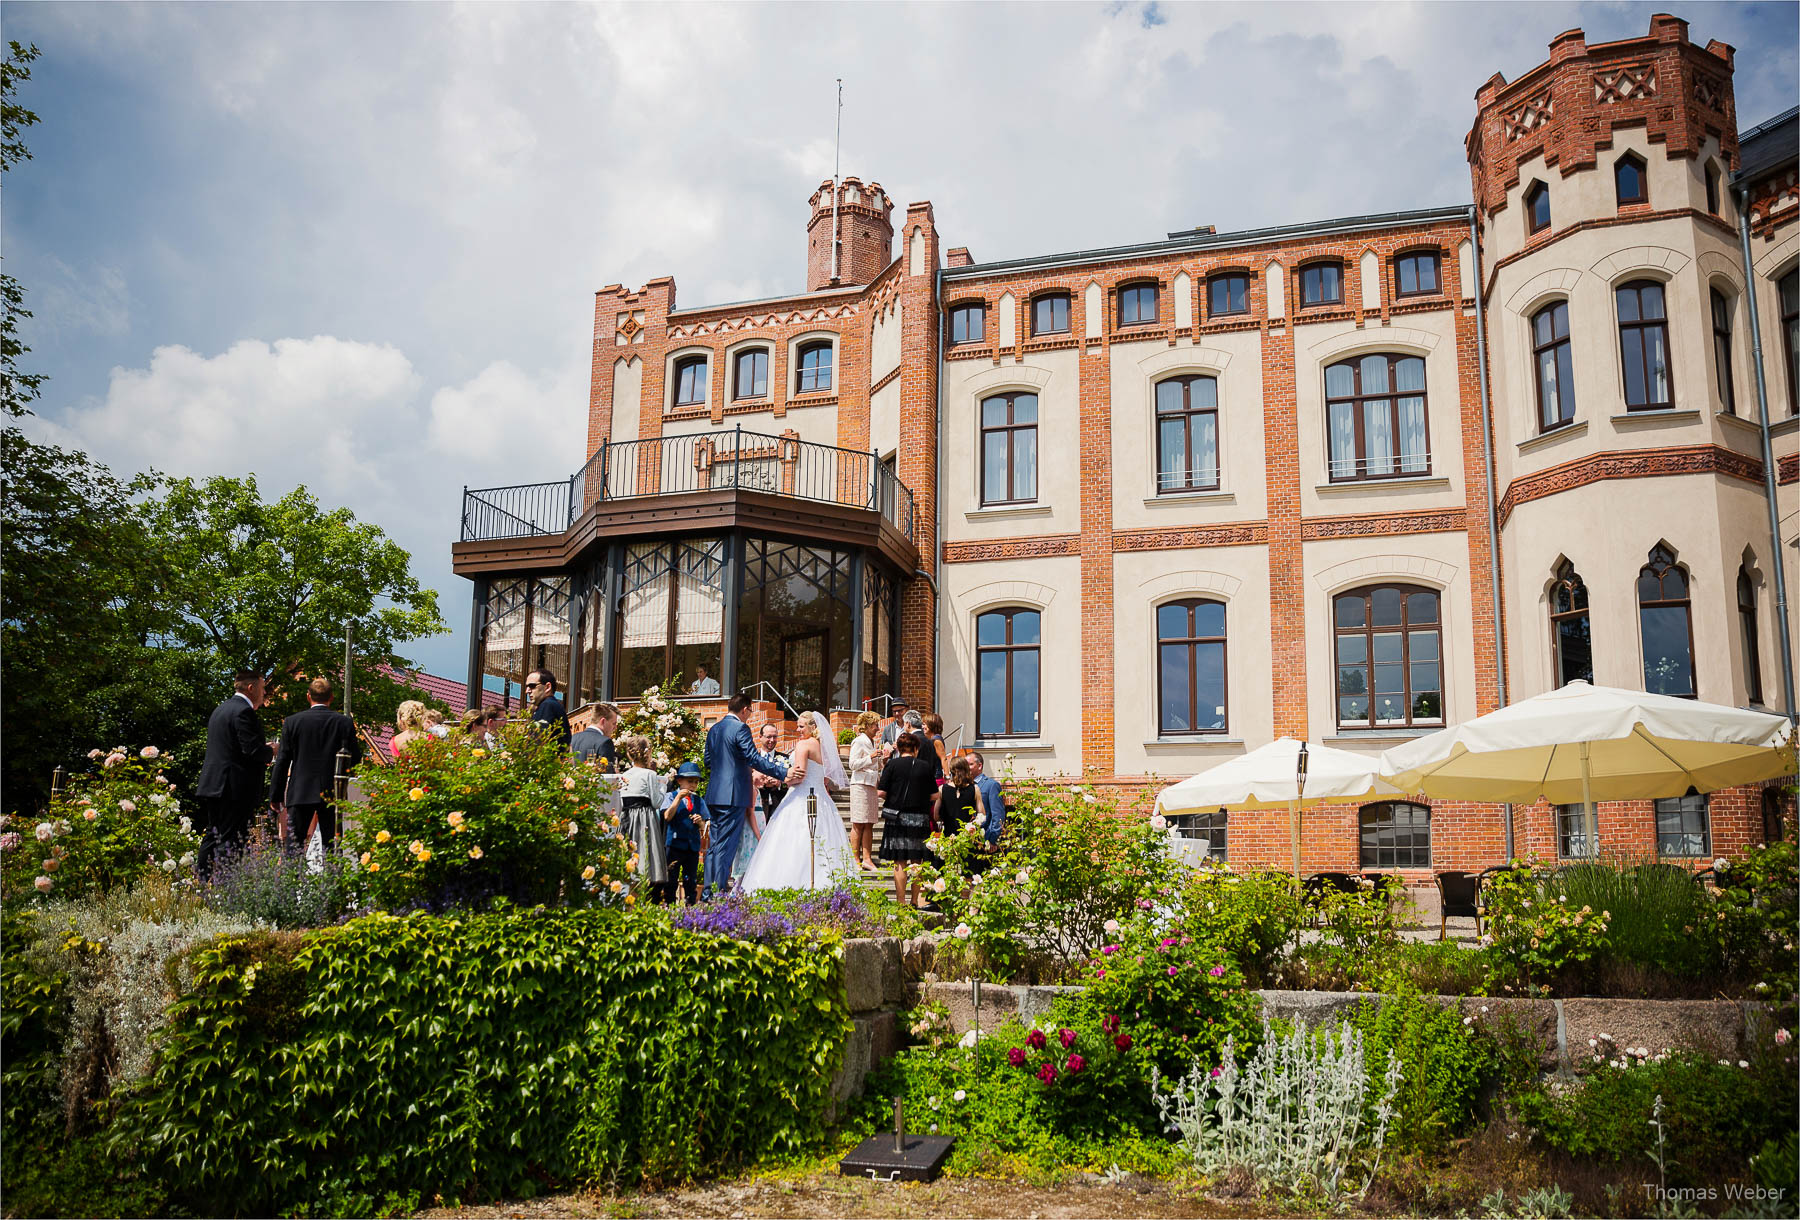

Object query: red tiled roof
[364,666,511,762]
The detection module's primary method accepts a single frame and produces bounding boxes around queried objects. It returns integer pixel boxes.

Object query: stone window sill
[1144,489,1235,508]
[1322,728,1438,743]
[966,503,1054,522]
[974,739,1055,754]
[1144,737,1243,749]
[1611,408,1700,427]
[1517,420,1587,454]
[1314,475,1450,495]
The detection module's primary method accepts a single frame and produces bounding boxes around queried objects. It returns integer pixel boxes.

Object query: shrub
[202,835,359,928]
[1714,841,1798,1000]
[344,723,633,911]
[1,745,199,904]
[1177,864,1303,985]
[1480,864,1612,994]
[119,906,849,1212]
[1152,1016,1403,1201]
[614,682,704,772]
[1348,991,1495,1151]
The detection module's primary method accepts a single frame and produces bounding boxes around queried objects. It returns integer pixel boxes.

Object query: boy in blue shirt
[660,761,706,905]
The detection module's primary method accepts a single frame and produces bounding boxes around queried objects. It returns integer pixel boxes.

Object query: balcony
[454,427,917,576]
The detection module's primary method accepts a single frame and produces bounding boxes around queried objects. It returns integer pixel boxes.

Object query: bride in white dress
[740,711,856,891]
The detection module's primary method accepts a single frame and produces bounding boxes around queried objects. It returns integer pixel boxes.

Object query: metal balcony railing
[460,426,915,544]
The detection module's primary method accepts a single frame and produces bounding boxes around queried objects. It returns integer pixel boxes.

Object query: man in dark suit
[269,676,363,851]
[701,691,789,897]
[571,702,620,770]
[196,669,274,875]
[527,668,572,747]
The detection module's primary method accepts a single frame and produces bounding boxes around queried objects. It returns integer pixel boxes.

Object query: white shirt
[849,734,881,786]
[690,676,721,695]
[235,691,256,709]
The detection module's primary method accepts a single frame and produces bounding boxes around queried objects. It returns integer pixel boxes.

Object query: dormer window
[1031,293,1070,336]
[1394,252,1440,298]
[732,348,769,400]
[795,340,833,393]
[673,355,709,407]
[1525,181,1551,234]
[949,301,986,345]
[1118,282,1159,326]
[1299,263,1343,308]
[1615,153,1648,206]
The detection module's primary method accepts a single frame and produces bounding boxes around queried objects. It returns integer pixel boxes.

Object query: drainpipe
[933,266,945,715]
[1468,205,1514,856]
[1734,184,1799,725]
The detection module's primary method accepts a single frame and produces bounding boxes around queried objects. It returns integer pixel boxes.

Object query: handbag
[882,807,930,837]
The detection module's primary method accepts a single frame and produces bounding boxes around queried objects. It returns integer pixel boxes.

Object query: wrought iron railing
[461,426,915,543]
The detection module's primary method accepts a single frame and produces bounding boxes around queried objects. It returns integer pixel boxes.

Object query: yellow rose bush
[345,722,628,911]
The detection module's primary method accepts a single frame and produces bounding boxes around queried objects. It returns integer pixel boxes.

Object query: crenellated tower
[806,176,895,291]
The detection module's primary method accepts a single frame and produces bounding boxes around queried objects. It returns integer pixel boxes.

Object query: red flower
[1102,1014,1121,1035]
[1036,1063,1058,1085]
[1114,1033,1132,1051]
[1065,1053,1085,1073]
[1058,1027,1077,1049]
[1026,1029,1047,1051]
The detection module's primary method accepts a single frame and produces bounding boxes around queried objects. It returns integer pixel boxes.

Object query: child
[616,736,668,895]
[659,761,706,905]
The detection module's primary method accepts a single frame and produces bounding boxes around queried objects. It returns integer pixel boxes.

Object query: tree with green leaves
[2,41,45,419]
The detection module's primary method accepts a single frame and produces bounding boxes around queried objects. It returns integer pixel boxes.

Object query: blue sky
[7,1,1796,685]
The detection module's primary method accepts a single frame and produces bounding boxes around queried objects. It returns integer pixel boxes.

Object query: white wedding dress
[740,714,857,892]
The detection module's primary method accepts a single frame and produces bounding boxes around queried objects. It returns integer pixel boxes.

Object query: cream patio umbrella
[1379,680,1796,852]
[1155,736,1406,874]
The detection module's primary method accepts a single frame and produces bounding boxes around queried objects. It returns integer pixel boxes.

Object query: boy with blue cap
[659,761,706,904]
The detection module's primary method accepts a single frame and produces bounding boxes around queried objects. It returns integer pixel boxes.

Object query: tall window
[977,608,1040,738]
[615,539,726,697]
[1359,801,1430,868]
[1209,273,1249,316]
[1394,252,1440,297]
[1556,804,1595,859]
[795,340,833,393]
[732,348,769,400]
[1739,564,1764,705]
[1155,374,1220,493]
[1710,289,1735,414]
[1334,585,1442,728]
[1532,301,1576,431]
[1118,283,1158,326]
[673,355,709,407]
[1780,269,1798,415]
[980,392,1038,505]
[1705,163,1722,215]
[1655,791,1710,857]
[1325,354,1429,481]
[1300,263,1343,307]
[1550,560,1592,686]
[1157,598,1227,735]
[1032,293,1070,336]
[1524,181,1551,234]
[1615,153,1647,206]
[949,302,986,345]
[1617,280,1672,410]
[1638,544,1694,697]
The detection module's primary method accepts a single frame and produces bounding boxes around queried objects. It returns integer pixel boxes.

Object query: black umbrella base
[838,1133,956,1182]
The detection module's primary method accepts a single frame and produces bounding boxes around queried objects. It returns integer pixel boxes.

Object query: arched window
[732,348,769,400]
[1524,181,1552,235]
[1031,292,1070,336]
[1550,560,1592,687]
[1615,153,1648,206]
[1157,598,1227,735]
[1638,544,1694,697]
[1299,262,1343,307]
[1394,251,1440,297]
[1333,584,1442,728]
[1324,354,1429,482]
[673,355,709,407]
[980,392,1038,506]
[795,340,833,393]
[1655,790,1710,857]
[948,301,986,345]
[1359,801,1430,868]
[1705,163,1722,215]
[1532,301,1576,431]
[1711,289,1735,414]
[976,608,1040,738]
[1739,564,1763,705]
[1617,280,1672,411]
[1208,273,1249,316]
[1154,375,1220,494]
[1780,269,1798,416]
[1118,282,1159,326]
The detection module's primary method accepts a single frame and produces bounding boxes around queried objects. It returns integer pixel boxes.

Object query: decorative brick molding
[1779,454,1798,486]
[1113,522,1269,551]
[1499,444,1767,525]
[941,534,1081,564]
[1300,507,1467,540]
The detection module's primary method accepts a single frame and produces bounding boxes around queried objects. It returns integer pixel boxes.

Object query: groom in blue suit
[702,691,789,897]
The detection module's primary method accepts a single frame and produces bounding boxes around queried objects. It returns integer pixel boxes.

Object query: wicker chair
[1435,870,1481,940]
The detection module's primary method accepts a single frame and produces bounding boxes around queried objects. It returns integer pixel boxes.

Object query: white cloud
[427,358,585,479]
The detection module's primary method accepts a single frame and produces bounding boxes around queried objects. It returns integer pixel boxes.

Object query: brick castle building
[452,13,1798,875]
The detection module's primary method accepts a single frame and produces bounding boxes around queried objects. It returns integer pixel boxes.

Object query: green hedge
[118,908,849,1213]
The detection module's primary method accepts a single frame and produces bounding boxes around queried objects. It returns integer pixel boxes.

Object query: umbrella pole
[1580,741,1597,857]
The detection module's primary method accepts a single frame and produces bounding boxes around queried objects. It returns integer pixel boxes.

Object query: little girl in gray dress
[616,736,669,888]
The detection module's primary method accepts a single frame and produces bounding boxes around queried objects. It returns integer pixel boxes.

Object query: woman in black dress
[938,755,979,838]
[877,733,940,907]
